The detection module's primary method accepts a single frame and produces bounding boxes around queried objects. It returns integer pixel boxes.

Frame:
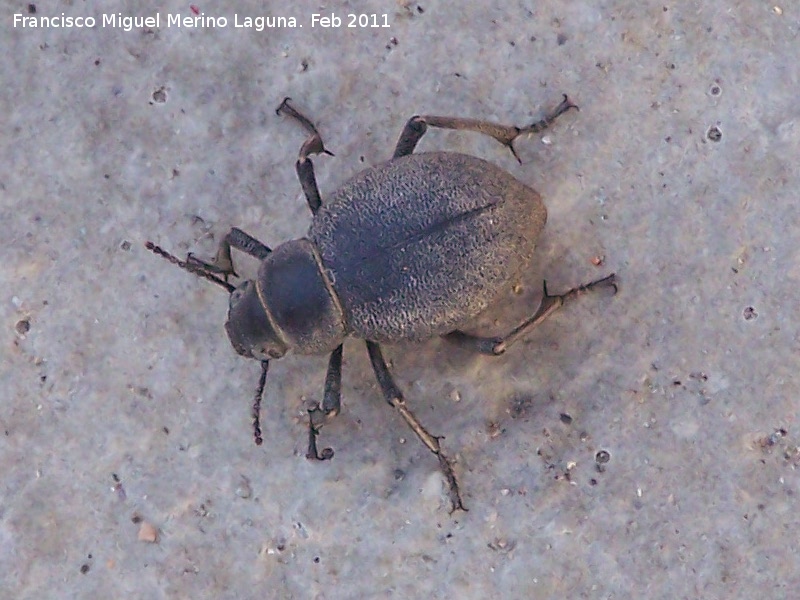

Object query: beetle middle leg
[444,273,617,355]
[276,97,334,215]
[305,344,344,461]
[366,341,466,512]
[392,94,578,162]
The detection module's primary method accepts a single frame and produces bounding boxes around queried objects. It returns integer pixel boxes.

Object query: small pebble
[137,521,158,543]
[236,476,252,499]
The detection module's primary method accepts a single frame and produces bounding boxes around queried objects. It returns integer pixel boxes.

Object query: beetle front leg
[365,341,466,512]
[276,97,334,215]
[186,227,272,279]
[393,94,577,162]
[305,344,344,460]
[444,273,617,355]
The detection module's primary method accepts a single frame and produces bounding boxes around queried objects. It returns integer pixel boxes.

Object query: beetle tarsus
[187,227,273,280]
[306,404,335,460]
[518,94,579,137]
[557,272,618,299]
[443,272,617,356]
[278,97,334,214]
[277,98,332,154]
[392,94,578,163]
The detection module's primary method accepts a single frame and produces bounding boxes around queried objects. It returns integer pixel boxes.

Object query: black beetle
[146,96,616,510]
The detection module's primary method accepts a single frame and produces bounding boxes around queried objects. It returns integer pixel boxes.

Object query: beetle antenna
[252,360,269,445]
[145,241,236,294]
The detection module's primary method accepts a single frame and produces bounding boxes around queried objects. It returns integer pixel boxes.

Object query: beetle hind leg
[276,97,333,215]
[392,94,578,162]
[366,341,466,512]
[444,273,617,355]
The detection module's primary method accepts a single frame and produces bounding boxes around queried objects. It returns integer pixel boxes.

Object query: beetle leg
[276,97,334,215]
[365,341,467,512]
[392,94,578,162]
[145,242,235,293]
[322,344,344,415]
[306,404,335,461]
[186,227,272,279]
[443,273,617,355]
[304,344,343,460]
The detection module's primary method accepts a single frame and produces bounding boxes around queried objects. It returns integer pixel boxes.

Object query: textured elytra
[308,152,546,342]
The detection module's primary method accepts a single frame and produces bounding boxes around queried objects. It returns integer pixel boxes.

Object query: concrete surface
[3,0,799,598]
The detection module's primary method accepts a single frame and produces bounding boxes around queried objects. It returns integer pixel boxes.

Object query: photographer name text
[12,12,390,32]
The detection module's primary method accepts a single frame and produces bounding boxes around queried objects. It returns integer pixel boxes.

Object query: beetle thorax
[253,238,347,356]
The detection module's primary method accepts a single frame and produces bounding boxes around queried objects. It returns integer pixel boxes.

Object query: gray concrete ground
[3,0,799,597]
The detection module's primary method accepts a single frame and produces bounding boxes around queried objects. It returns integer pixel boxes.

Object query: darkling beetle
[146,96,617,510]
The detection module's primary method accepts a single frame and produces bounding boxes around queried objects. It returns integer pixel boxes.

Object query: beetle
[146,96,617,510]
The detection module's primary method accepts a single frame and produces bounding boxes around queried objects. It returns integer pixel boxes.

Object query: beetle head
[145,240,282,447]
[225,280,288,360]
[144,241,288,361]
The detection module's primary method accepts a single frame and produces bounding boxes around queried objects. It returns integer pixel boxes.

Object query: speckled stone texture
[3,1,799,597]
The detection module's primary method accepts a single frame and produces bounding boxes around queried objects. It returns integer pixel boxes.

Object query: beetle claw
[556,93,580,114]
[306,404,335,461]
[506,140,523,164]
